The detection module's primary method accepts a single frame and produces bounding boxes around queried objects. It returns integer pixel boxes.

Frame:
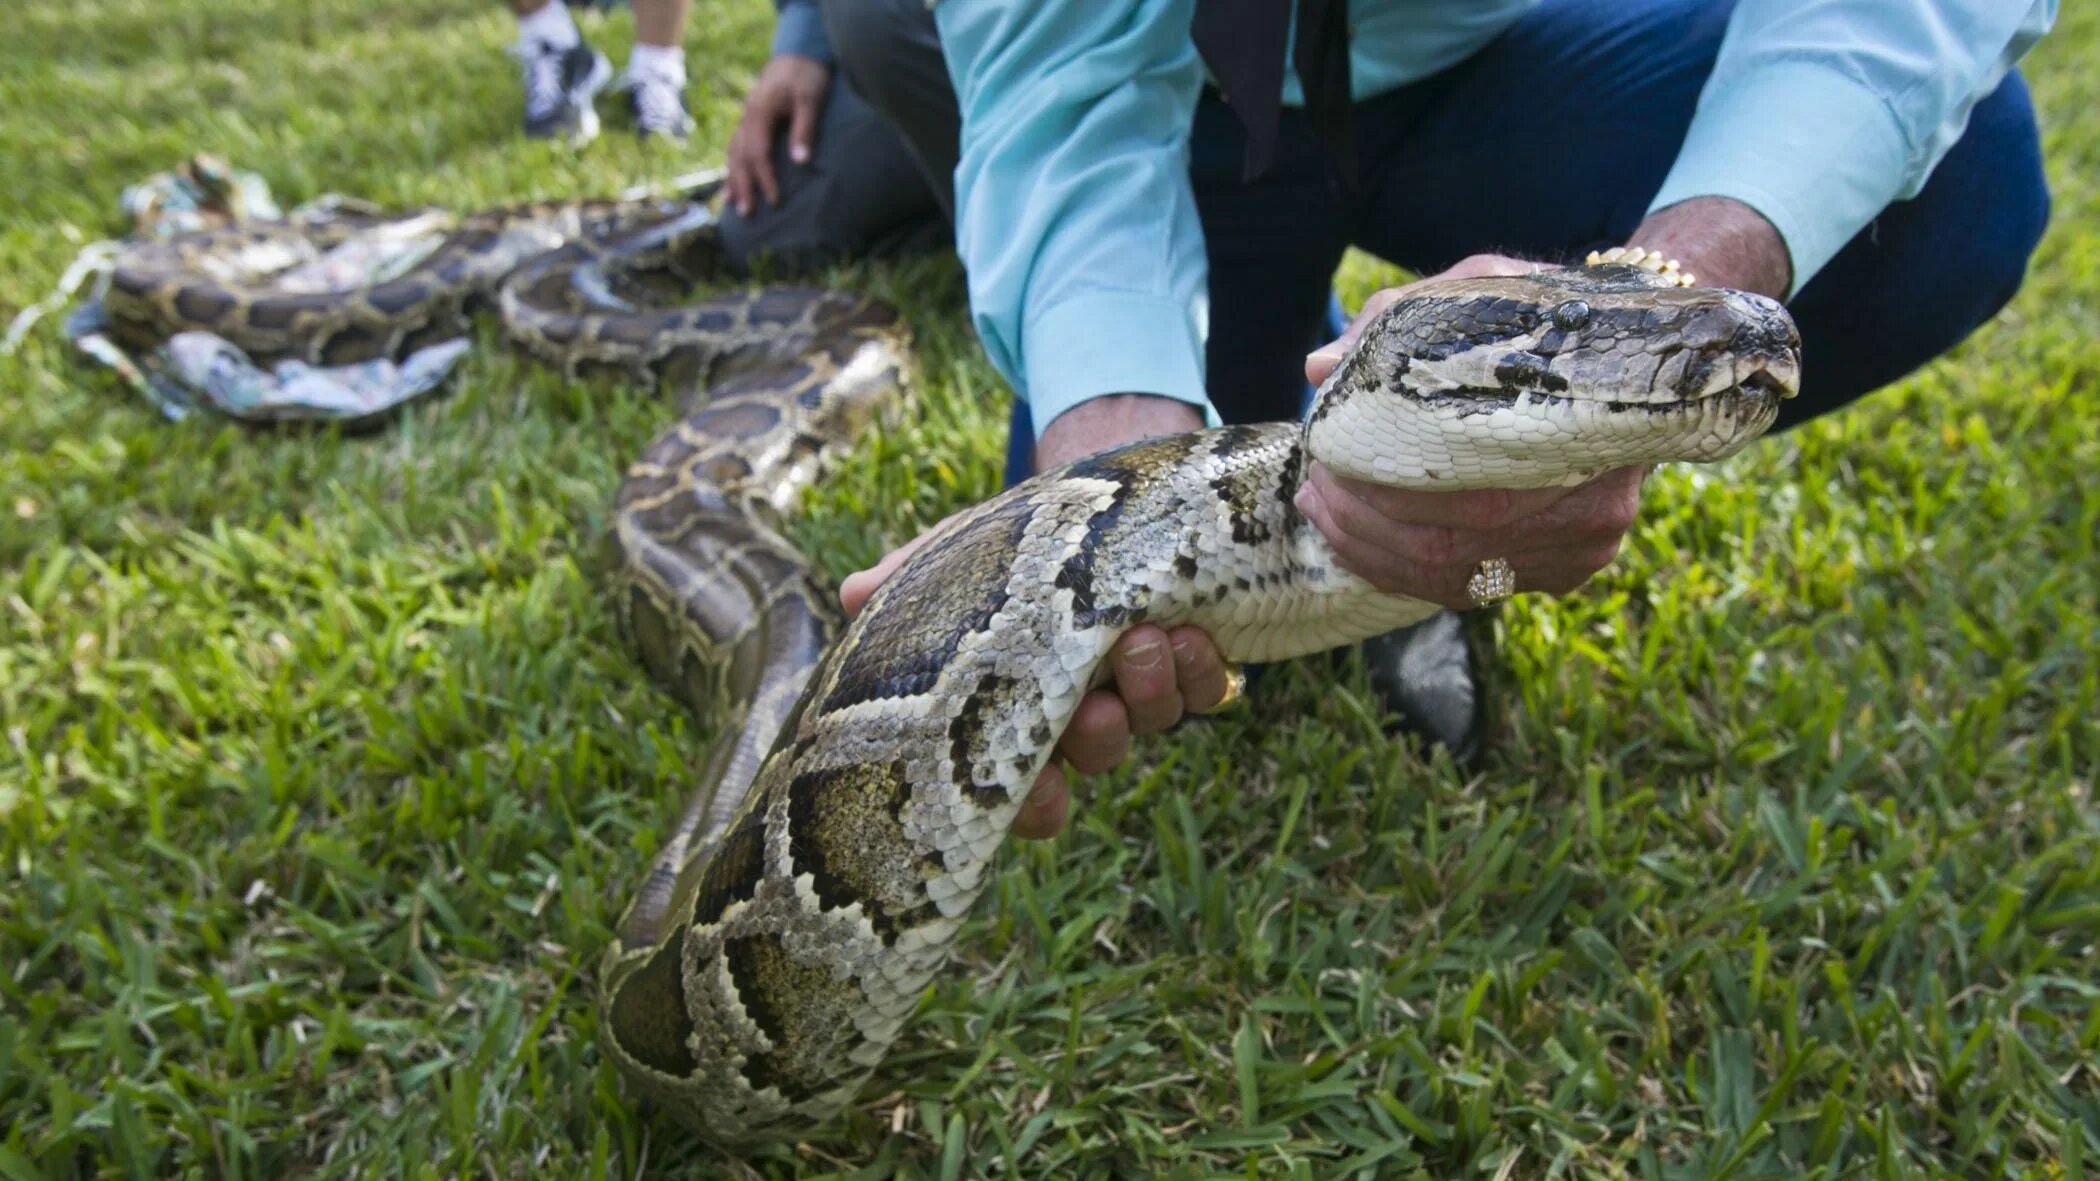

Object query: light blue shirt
[772,0,832,63]
[934,0,2055,440]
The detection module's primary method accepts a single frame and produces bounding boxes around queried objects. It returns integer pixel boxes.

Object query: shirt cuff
[770,1,834,63]
[1647,59,1911,298]
[1021,291,1219,440]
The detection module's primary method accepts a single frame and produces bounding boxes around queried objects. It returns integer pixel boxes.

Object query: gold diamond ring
[1466,557,1518,608]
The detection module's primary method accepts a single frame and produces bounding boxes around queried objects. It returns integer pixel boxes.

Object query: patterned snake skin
[107,206,1801,1144]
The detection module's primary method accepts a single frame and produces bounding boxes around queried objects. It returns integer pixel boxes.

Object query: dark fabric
[1191,0,1356,184]
[1291,0,1355,186]
[820,0,959,218]
[1189,0,1293,180]
[816,0,2048,484]
[717,75,949,276]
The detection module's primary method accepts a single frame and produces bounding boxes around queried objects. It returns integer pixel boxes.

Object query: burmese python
[105,205,1801,1144]
[103,200,688,366]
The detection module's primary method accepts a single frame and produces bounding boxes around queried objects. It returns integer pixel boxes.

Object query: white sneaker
[517,38,612,143]
[619,67,694,142]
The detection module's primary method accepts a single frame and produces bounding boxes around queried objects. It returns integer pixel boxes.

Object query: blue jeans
[1004,0,2050,484]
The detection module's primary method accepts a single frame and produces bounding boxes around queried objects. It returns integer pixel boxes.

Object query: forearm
[1646,0,2053,295]
[1628,196,1790,299]
[936,0,1213,444]
[771,0,832,62]
[1035,394,1207,473]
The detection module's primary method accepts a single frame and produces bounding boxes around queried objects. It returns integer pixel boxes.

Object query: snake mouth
[1692,346,1800,407]
[1735,361,1798,401]
[1739,368,1791,397]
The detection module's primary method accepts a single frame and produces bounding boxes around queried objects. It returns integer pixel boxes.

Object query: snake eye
[1551,299,1591,331]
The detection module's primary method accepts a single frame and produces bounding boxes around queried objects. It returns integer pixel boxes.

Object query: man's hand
[725,54,830,217]
[1292,202,1785,608]
[1300,253,1647,607]
[838,392,1224,841]
[1293,463,1647,607]
[840,529,1237,842]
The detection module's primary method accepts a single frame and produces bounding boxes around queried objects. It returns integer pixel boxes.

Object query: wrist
[1035,394,1206,473]
[1627,196,1791,299]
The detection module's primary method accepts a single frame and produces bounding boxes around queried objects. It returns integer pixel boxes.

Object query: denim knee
[1970,133,2051,321]
[1780,73,2049,425]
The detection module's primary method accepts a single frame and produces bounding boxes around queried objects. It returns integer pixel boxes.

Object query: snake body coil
[109,204,1800,1144]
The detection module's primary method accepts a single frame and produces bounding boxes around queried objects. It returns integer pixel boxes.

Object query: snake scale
[107,196,1801,1144]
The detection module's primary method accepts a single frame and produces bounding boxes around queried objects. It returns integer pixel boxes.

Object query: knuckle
[1168,630,1216,676]
[1355,484,1425,526]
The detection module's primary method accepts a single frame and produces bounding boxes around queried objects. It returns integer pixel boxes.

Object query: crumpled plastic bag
[16,157,727,424]
[162,333,473,423]
[23,154,472,423]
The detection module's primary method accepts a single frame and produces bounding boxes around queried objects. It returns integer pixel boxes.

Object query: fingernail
[1306,344,1343,366]
[1294,482,1318,515]
[790,144,810,163]
[1124,639,1163,668]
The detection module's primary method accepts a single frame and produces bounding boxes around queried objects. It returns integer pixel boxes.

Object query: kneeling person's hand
[725,54,831,217]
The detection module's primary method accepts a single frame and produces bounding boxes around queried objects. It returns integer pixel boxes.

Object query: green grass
[2,2,2096,1177]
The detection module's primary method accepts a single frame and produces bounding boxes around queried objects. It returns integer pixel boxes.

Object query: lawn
[1,2,2096,1178]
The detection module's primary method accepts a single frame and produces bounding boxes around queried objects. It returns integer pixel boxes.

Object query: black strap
[1191,0,1355,185]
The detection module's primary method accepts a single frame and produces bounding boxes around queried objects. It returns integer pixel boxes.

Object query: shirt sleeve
[1647,0,2055,297]
[771,0,833,63]
[934,0,1216,439]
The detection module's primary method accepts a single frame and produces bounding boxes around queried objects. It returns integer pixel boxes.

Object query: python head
[1305,262,1802,490]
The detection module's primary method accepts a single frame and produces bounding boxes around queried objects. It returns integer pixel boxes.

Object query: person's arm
[1301,0,2057,613]
[769,0,831,64]
[1645,0,2055,297]
[935,0,1215,460]
[726,0,837,214]
[839,1,1224,840]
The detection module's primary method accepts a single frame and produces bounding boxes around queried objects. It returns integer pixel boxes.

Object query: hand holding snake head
[1298,252,1800,608]
[848,254,1800,842]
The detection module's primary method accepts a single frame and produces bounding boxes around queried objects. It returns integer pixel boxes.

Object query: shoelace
[628,75,687,132]
[515,41,568,119]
